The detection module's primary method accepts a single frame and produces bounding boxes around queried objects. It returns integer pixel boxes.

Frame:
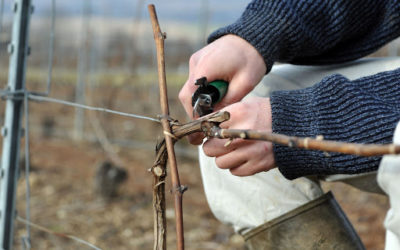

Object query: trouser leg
[199,148,323,233]
[199,57,400,235]
[377,121,400,250]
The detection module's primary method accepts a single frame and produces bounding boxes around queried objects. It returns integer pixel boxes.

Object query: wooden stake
[148,5,184,250]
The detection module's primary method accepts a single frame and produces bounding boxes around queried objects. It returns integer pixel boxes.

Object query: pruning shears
[191,77,229,118]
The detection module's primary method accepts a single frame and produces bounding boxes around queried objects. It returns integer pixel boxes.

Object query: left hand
[202,97,276,176]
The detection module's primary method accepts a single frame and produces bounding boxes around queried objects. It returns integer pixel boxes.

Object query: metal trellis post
[74,0,91,141]
[0,0,32,249]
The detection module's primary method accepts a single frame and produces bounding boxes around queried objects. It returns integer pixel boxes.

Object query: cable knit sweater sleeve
[208,0,400,179]
[208,0,400,73]
[272,69,400,179]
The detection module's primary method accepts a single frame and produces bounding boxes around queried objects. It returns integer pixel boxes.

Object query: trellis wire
[0,0,161,248]
[0,0,33,248]
[0,90,160,123]
[20,0,56,244]
[0,86,160,249]
[17,216,102,250]
[0,89,159,248]
[28,93,161,122]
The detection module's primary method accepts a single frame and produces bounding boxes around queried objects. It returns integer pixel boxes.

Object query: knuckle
[242,83,254,94]
[178,83,194,105]
[202,143,212,156]
[215,157,226,169]
[250,164,262,175]
[229,168,244,176]
[189,133,203,145]
[232,102,249,118]
[189,53,199,68]
[178,88,186,103]
[191,138,203,145]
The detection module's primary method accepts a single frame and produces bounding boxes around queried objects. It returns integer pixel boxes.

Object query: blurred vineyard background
[0,0,398,249]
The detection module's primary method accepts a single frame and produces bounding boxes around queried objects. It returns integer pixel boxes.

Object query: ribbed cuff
[270,85,329,179]
[269,71,400,179]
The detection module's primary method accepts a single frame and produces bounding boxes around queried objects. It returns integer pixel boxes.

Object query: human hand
[179,34,266,145]
[203,97,275,176]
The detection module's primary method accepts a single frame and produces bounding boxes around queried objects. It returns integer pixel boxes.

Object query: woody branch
[149,4,184,250]
[203,124,400,156]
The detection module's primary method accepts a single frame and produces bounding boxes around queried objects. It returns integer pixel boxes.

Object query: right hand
[203,97,275,176]
[179,34,267,145]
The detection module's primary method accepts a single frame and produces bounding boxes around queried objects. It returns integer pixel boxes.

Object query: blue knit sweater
[208,0,400,179]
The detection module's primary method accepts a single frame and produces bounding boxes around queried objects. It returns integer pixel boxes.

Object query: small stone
[122,229,133,238]
[57,210,67,219]
[43,185,55,195]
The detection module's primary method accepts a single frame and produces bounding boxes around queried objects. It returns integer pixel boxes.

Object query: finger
[229,161,263,177]
[230,157,275,176]
[203,138,231,157]
[215,102,242,129]
[178,56,206,119]
[188,132,204,145]
[214,147,249,170]
[203,138,250,157]
[179,78,198,119]
[214,141,274,173]
[180,52,233,119]
[230,144,275,176]
[219,105,248,129]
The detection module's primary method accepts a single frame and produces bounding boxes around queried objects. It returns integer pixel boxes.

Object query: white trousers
[199,57,400,234]
[378,123,400,250]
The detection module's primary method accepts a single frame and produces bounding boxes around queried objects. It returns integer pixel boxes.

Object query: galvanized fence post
[74,0,91,141]
[0,0,32,249]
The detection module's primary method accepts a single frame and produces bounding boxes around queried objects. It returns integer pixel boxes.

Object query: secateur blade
[192,93,213,118]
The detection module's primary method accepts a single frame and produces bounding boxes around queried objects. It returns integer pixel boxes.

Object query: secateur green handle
[208,80,229,104]
[191,77,229,117]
